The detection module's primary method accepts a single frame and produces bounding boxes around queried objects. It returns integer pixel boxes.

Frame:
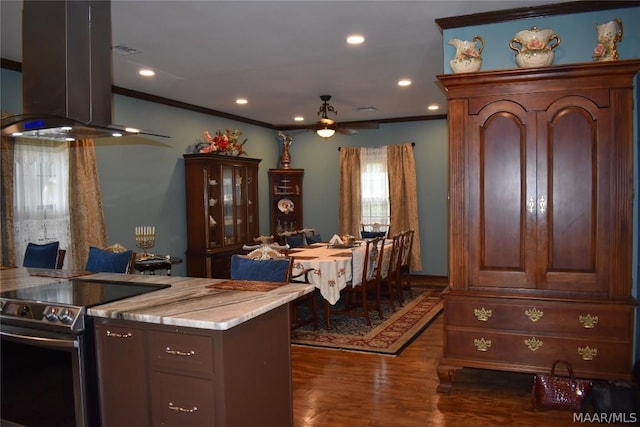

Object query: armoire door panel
[537,96,608,293]
[469,104,536,289]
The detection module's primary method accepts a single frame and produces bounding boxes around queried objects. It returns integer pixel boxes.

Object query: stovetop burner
[0,279,169,333]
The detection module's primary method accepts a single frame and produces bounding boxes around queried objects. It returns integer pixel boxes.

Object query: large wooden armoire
[436,60,640,392]
[184,154,261,278]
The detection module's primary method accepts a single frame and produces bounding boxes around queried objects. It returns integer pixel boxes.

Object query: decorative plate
[278,198,294,213]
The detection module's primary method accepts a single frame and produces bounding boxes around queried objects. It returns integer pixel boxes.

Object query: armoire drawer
[444,298,633,339]
[444,328,632,375]
[147,330,214,375]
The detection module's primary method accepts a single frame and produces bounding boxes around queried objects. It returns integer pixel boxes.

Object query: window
[360,147,389,225]
[13,142,71,264]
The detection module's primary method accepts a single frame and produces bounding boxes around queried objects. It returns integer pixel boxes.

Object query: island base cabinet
[94,305,293,427]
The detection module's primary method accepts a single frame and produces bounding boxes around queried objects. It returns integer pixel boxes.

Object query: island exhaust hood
[1,1,158,141]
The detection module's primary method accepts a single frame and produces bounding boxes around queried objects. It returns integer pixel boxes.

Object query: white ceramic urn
[509,27,560,68]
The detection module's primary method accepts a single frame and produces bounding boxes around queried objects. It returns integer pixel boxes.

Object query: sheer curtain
[360,146,389,225]
[12,140,71,266]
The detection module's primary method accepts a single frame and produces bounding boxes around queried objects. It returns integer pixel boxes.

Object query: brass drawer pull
[578,346,597,361]
[524,337,543,351]
[473,338,491,352]
[474,307,492,321]
[579,314,598,329]
[168,402,198,413]
[106,331,132,339]
[165,347,196,357]
[525,308,543,322]
[527,196,535,213]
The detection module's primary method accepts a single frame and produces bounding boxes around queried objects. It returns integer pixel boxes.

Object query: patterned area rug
[291,286,444,355]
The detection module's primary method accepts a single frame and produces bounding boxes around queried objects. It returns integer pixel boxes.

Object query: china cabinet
[268,169,304,241]
[184,154,260,278]
[436,60,640,392]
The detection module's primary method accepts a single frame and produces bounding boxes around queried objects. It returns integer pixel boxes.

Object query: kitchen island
[0,268,313,427]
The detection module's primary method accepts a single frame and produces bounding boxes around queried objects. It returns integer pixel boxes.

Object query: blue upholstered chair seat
[23,242,60,269]
[85,247,134,273]
[230,255,290,282]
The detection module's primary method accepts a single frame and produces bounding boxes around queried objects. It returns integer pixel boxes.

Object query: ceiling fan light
[316,127,336,138]
[319,117,335,125]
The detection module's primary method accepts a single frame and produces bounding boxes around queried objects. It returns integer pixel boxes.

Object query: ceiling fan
[310,95,379,138]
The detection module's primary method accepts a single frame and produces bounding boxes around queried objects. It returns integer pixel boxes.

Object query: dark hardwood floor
[291,282,587,427]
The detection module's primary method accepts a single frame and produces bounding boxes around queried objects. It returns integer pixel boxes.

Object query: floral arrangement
[195,129,247,156]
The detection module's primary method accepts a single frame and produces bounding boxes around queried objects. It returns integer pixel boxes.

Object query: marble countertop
[0,268,314,331]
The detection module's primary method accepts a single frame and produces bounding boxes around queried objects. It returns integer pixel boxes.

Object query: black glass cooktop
[0,279,170,307]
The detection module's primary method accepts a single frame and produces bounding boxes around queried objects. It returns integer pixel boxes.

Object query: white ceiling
[1,1,557,129]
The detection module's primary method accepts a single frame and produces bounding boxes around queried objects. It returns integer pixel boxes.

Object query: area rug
[291,286,444,355]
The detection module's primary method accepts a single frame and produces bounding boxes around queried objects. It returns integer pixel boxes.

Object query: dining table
[289,240,393,305]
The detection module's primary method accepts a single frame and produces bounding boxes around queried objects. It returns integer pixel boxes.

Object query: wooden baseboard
[410,274,448,287]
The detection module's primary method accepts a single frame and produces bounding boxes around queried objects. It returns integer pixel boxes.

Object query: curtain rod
[338,142,415,151]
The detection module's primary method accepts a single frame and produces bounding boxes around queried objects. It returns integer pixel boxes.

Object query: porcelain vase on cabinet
[593,18,623,62]
[509,27,560,68]
[448,36,484,73]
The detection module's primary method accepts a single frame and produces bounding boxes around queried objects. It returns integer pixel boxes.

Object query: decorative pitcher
[593,18,623,62]
[448,36,484,73]
[509,27,560,68]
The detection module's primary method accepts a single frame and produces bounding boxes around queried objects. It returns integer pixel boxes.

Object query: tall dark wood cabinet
[268,169,304,238]
[436,60,640,392]
[184,154,261,278]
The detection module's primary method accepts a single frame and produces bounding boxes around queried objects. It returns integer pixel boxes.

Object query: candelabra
[135,226,156,257]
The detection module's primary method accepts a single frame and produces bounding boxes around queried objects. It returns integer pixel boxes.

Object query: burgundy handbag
[532,360,592,411]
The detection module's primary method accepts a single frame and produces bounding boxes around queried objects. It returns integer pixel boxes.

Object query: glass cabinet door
[206,164,221,248]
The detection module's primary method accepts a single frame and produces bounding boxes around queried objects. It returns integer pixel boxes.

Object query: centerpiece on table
[194,129,248,156]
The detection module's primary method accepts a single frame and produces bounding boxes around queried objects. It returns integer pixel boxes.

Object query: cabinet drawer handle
[579,314,598,329]
[165,347,196,357]
[524,337,543,351]
[473,338,491,352]
[578,346,597,361]
[525,308,543,322]
[105,331,132,339]
[474,307,492,321]
[168,402,198,413]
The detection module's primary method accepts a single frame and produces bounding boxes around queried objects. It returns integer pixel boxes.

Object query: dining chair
[23,241,65,269]
[361,223,391,239]
[277,230,307,248]
[299,228,322,244]
[231,247,318,330]
[85,246,135,273]
[326,236,385,328]
[398,229,415,303]
[380,232,404,309]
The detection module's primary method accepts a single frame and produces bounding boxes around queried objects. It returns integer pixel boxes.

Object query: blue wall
[1,68,449,277]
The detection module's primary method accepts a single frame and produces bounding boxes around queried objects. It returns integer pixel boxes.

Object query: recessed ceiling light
[427,104,440,111]
[398,79,412,87]
[236,98,248,105]
[125,127,140,133]
[139,68,155,77]
[346,34,365,45]
[294,116,304,122]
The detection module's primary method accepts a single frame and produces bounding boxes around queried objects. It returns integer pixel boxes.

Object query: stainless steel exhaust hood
[1,1,154,141]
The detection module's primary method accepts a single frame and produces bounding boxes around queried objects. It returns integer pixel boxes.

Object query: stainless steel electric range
[0,279,169,427]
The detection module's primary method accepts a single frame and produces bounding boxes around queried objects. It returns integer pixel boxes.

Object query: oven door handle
[1,330,78,350]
